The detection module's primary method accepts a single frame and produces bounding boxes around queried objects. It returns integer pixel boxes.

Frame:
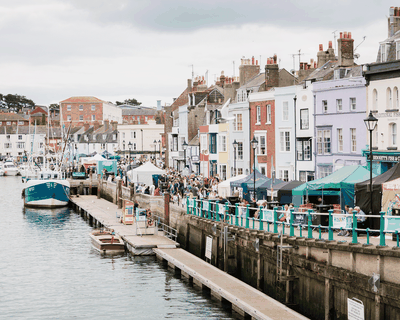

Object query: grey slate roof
[121,106,157,116]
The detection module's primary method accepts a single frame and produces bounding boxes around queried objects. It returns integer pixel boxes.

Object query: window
[18,135,22,140]
[394,87,399,109]
[238,168,243,175]
[6,135,10,140]
[387,88,392,109]
[280,131,290,152]
[79,115,83,121]
[79,105,83,111]
[336,99,342,112]
[297,139,311,161]
[4,143,12,148]
[173,118,179,127]
[318,166,332,179]
[256,105,261,124]
[18,121,24,125]
[91,105,95,111]
[381,44,388,62]
[103,134,107,139]
[350,98,356,111]
[234,113,243,131]
[300,109,309,129]
[317,129,331,154]
[6,121,11,125]
[255,133,266,155]
[131,131,136,139]
[237,142,243,160]
[373,89,378,110]
[67,115,71,121]
[299,171,309,182]
[200,134,207,151]
[219,135,227,152]
[322,100,328,113]
[351,128,357,152]
[337,129,343,153]
[133,143,137,150]
[219,164,227,181]
[280,170,289,182]
[209,134,217,154]
[266,104,271,124]
[391,123,397,146]
[67,105,71,111]
[259,165,267,176]
[92,115,95,121]
[122,132,125,139]
[282,101,288,121]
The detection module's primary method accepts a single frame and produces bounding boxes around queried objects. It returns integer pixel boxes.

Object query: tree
[49,103,59,110]
[0,93,35,112]
[115,98,142,106]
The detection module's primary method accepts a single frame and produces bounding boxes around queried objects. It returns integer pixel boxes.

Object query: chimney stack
[265,55,279,90]
[83,123,90,131]
[239,56,260,87]
[104,120,109,131]
[337,31,354,67]
[389,7,400,37]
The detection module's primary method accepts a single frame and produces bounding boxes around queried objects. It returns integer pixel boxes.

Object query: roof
[305,61,361,82]
[0,113,28,121]
[122,106,157,116]
[239,73,265,90]
[60,96,104,104]
[188,134,199,146]
[0,125,60,135]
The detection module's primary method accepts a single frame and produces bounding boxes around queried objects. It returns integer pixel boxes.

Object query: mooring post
[164,192,170,226]
[97,174,101,199]
[89,172,92,195]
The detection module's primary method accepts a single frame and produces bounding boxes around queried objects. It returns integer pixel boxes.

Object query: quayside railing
[185,197,400,248]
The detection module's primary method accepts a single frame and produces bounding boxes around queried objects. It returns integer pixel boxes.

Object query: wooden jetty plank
[154,248,309,320]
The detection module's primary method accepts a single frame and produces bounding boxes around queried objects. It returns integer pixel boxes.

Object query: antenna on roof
[354,36,366,53]
[190,64,194,82]
[290,49,304,85]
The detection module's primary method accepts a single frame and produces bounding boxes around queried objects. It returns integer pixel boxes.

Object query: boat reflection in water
[23,206,71,228]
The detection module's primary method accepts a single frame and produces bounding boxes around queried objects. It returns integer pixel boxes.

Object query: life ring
[147,218,154,227]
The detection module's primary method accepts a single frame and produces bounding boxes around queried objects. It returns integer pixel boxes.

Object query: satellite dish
[354,53,360,59]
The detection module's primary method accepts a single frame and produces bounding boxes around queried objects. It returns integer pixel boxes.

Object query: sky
[0,0,396,108]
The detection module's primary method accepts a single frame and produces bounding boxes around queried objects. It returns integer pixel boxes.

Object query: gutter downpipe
[293,95,297,181]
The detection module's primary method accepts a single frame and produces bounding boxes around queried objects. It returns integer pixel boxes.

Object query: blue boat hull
[24,180,70,208]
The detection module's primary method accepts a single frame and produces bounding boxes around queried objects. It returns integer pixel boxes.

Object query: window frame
[336,99,342,112]
[280,131,290,152]
[300,109,309,130]
[254,132,267,155]
[296,138,312,161]
[256,105,261,124]
[282,101,289,121]
[322,100,328,113]
[337,128,343,153]
[350,97,356,111]
[350,128,357,153]
[266,104,272,124]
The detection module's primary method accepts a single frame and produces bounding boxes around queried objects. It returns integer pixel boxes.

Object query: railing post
[289,208,294,237]
[200,199,203,218]
[235,203,239,226]
[379,211,386,247]
[352,210,358,244]
[207,200,211,220]
[259,206,264,231]
[186,196,189,215]
[224,203,228,223]
[273,207,278,233]
[245,204,250,229]
[328,209,333,241]
[307,209,313,239]
[396,230,399,248]
[366,228,370,245]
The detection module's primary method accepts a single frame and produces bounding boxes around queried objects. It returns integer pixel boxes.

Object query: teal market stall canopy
[292,165,375,209]
[270,180,304,204]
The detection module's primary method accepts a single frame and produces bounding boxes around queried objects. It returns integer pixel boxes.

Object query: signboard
[385,216,400,232]
[333,214,351,229]
[262,209,274,222]
[371,154,400,162]
[293,212,308,226]
[97,160,117,178]
[347,298,364,320]
[205,236,213,260]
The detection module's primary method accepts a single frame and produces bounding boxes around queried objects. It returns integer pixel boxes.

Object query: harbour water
[0,177,234,319]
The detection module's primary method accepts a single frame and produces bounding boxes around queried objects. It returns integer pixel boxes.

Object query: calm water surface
[0,176,234,319]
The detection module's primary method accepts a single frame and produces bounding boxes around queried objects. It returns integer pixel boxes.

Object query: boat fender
[147,219,154,227]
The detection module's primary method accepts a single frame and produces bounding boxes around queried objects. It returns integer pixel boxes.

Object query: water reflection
[23,206,71,228]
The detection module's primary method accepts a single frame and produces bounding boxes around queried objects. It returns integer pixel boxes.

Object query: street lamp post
[128,141,132,163]
[233,139,238,177]
[364,111,378,218]
[153,140,157,160]
[251,137,258,203]
[182,140,188,170]
[157,140,161,160]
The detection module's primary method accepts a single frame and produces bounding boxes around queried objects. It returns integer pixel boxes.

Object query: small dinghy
[90,229,125,254]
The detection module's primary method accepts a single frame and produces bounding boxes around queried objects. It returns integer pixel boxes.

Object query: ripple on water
[0,177,233,319]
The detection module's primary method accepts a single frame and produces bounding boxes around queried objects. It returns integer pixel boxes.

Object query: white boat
[3,161,20,176]
[90,229,125,254]
[0,164,4,176]
[22,170,70,208]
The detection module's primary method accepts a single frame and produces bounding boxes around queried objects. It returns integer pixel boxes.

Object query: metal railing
[186,197,400,248]
[153,213,178,242]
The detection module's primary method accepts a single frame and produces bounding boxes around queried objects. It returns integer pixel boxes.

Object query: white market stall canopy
[82,154,105,164]
[218,174,247,198]
[127,162,165,186]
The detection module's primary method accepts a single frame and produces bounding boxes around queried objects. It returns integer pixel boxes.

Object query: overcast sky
[0,0,395,107]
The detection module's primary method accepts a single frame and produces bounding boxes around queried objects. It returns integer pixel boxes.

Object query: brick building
[60,96,122,128]
[0,113,29,126]
[121,105,158,124]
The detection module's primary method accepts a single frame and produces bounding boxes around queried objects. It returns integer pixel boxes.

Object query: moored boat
[90,229,125,254]
[22,171,70,208]
[3,161,20,176]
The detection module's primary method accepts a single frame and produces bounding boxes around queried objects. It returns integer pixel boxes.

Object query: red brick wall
[249,100,275,178]
[122,115,155,124]
[61,102,103,127]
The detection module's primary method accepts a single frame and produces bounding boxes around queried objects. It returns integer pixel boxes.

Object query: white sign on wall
[348,298,364,320]
[205,236,213,260]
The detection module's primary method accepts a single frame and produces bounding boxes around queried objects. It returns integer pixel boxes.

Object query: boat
[3,161,20,176]
[90,229,125,254]
[22,170,70,208]
[0,163,4,176]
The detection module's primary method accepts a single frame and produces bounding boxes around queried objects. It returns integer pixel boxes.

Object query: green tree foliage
[115,98,142,106]
[49,103,59,110]
[0,93,35,112]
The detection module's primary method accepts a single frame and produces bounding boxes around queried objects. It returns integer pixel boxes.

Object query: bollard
[207,200,211,220]
[273,207,278,233]
[328,209,333,241]
[307,209,313,239]
[352,210,358,244]
[186,196,189,215]
[245,204,250,229]
[396,230,399,248]
[289,208,294,237]
[235,204,239,226]
[379,211,386,246]
[366,228,370,245]
[224,203,228,224]
[216,201,220,222]
[259,206,264,231]
[318,225,322,240]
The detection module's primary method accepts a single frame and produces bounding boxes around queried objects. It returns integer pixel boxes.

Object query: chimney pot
[340,32,343,39]
[348,32,352,39]
[252,56,255,65]
[319,44,323,51]
[256,60,258,65]
[329,41,332,48]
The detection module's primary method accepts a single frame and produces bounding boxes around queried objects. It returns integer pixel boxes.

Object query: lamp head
[364,111,378,131]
